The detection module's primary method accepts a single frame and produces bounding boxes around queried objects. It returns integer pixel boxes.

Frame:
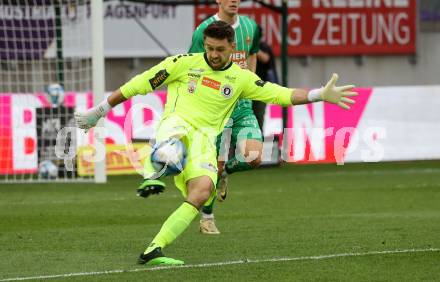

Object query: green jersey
[189,15,261,110]
[120,53,291,135]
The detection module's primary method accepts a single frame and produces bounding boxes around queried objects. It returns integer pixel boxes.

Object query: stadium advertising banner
[1,1,416,59]
[101,1,194,57]
[0,93,81,174]
[0,1,194,59]
[263,86,440,163]
[76,144,149,176]
[195,0,417,55]
[0,91,167,175]
[2,86,440,175]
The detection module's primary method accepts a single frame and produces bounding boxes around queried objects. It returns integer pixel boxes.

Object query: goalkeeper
[75,21,357,266]
[189,0,263,235]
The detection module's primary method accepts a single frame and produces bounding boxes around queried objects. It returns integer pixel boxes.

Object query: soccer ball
[151,138,187,176]
[46,83,65,106]
[38,160,58,179]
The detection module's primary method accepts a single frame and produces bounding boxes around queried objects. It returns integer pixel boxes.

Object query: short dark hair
[203,21,235,43]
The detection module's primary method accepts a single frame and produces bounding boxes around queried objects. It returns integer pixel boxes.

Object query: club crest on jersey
[188,79,197,94]
[221,84,233,98]
[246,36,251,45]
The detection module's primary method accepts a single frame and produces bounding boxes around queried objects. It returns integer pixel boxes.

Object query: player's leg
[216,160,227,199]
[199,112,263,235]
[138,129,218,266]
[224,110,263,176]
[215,126,234,203]
[227,134,263,172]
[215,130,229,201]
[199,124,232,234]
[214,110,263,205]
[138,175,215,266]
[137,116,189,198]
[214,123,263,203]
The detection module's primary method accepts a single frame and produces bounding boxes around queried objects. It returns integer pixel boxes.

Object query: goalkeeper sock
[225,156,253,174]
[144,202,198,254]
[143,150,157,179]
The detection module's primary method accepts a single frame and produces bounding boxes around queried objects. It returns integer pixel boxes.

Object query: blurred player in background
[189,0,262,235]
[254,25,278,130]
[75,21,357,266]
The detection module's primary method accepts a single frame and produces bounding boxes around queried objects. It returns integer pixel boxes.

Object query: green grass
[1,161,440,281]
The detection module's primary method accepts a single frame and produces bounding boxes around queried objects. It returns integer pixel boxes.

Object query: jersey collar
[204,53,233,71]
[214,14,240,29]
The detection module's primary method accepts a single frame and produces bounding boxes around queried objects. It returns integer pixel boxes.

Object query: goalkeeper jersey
[120,53,292,135]
[189,14,261,110]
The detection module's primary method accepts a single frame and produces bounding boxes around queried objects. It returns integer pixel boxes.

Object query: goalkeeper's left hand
[321,73,358,110]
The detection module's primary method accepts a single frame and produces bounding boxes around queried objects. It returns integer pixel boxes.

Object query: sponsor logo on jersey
[230,51,247,69]
[241,120,259,126]
[188,79,197,94]
[202,77,221,90]
[188,68,203,81]
[225,75,236,83]
[189,68,205,73]
[149,69,169,90]
[188,72,201,79]
[221,84,233,98]
[201,162,218,173]
[255,80,266,87]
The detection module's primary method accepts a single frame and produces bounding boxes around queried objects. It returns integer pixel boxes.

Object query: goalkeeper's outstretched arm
[298,73,357,109]
[245,73,358,110]
[74,89,126,131]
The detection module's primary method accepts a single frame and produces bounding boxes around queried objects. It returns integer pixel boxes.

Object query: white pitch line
[1,248,439,281]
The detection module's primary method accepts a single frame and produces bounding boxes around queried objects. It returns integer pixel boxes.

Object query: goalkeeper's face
[204,37,235,70]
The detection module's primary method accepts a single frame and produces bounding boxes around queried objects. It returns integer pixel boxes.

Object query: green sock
[225,156,253,174]
[144,202,198,254]
[202,197,215,214]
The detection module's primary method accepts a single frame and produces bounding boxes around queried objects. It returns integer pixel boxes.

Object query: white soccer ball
[46,83,65,106]
[38,160,58,179]
[151,138,187,176]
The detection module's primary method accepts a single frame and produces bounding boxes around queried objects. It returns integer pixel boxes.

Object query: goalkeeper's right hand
[74,100,111,131]
[74,110,101,131]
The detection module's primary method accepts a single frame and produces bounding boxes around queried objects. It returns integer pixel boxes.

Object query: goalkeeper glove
[74,100,111,131]
[308,73,358,110]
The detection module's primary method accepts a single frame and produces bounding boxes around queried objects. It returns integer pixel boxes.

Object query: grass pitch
[1,161,439,281]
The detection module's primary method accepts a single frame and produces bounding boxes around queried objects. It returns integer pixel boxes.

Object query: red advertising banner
[195,0,416,56]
